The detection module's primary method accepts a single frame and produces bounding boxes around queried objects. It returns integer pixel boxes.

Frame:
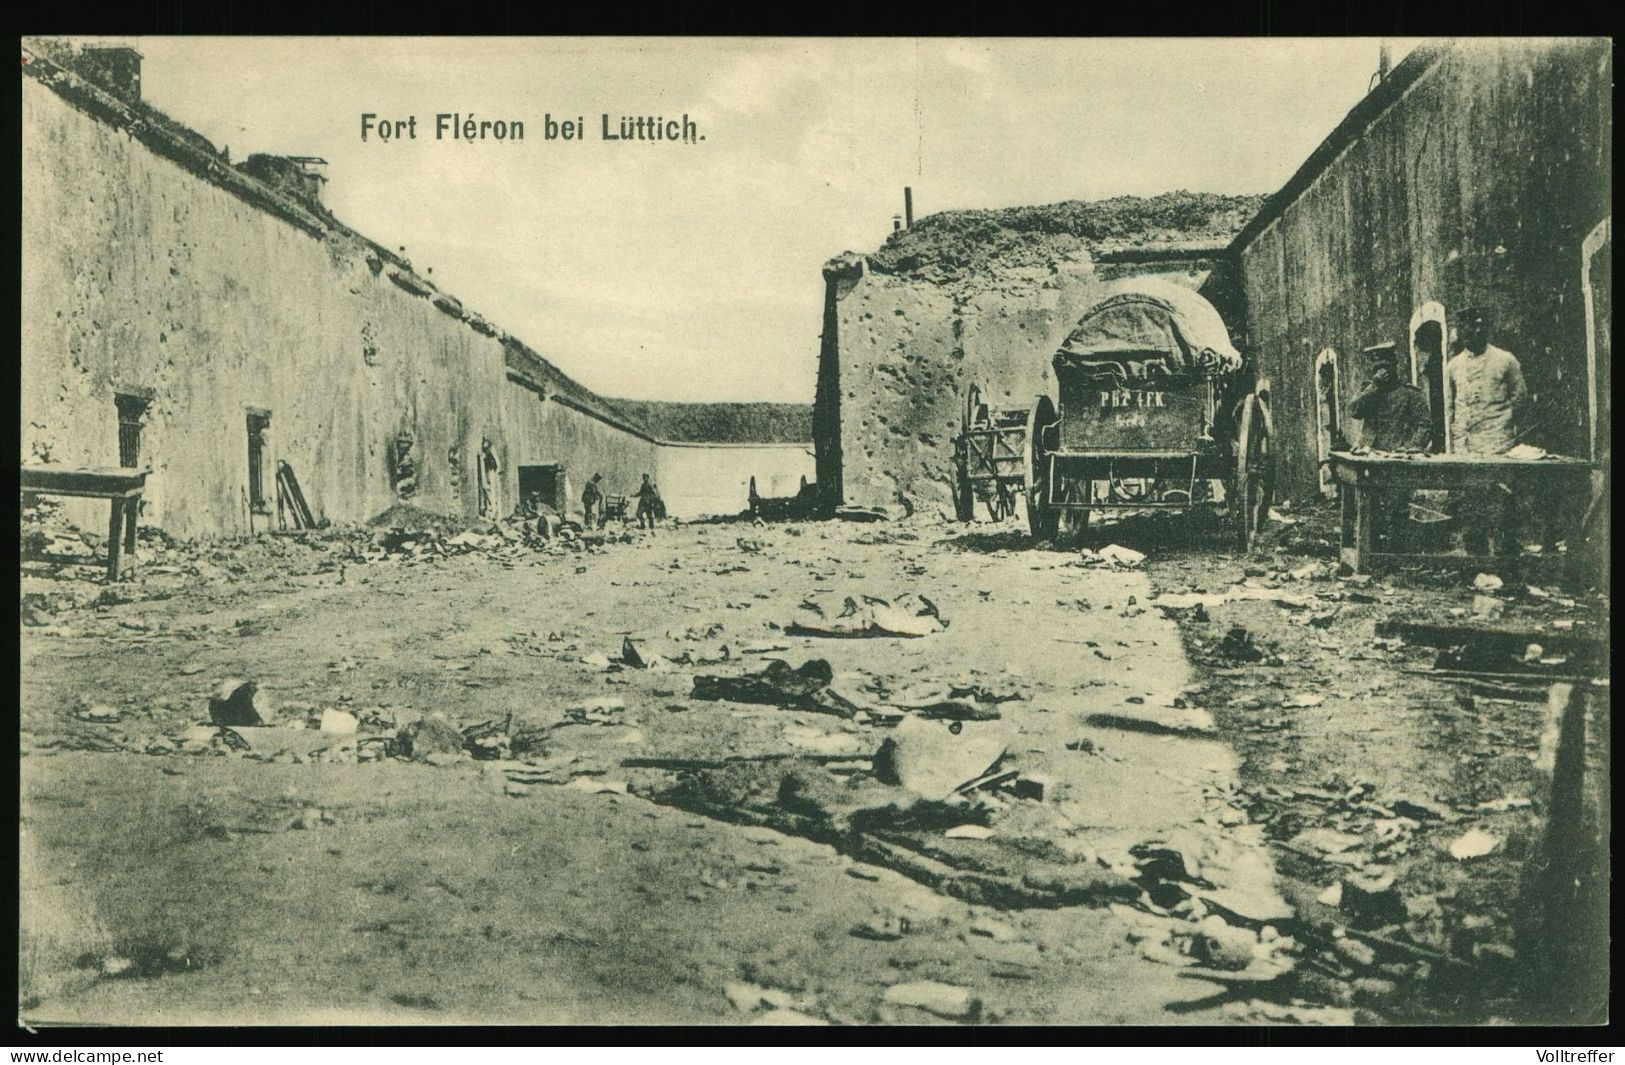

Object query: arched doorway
[1408,302,1448,452]
[1313,348,1340,498]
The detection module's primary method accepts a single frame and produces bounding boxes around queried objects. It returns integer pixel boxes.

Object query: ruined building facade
[21,39,811,538]
[1231,39,1612,500]
[815,40,1611,515]
[813,196,1256,514]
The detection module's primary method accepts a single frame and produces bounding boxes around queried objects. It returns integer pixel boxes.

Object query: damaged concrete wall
[1235,40,1613,499]
[19,74,666,539]
[657,443,816,518]
[499,375,662,521]
[816,252,1227,513]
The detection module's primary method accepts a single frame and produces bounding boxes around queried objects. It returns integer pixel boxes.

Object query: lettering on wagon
[1098,389,1168,409]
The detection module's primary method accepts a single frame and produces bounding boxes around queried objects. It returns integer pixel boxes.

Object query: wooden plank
[1377,619,1601,654]
[20,465,150,497]
[1402,667,1602,685]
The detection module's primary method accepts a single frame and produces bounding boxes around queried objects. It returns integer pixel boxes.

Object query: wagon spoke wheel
[1024,395,1059,542]
[1233,394,1274,551]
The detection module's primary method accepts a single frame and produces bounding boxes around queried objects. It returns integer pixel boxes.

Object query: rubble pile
[1147,497,1611,1022]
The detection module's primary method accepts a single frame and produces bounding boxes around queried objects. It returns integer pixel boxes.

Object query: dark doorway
[518,464,565,515]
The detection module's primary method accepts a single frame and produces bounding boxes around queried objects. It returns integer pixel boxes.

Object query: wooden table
[19,465,152,581]
[1326,452,1595,574]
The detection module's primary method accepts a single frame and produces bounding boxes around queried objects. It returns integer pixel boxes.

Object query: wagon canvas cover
[1053,278,1242,384]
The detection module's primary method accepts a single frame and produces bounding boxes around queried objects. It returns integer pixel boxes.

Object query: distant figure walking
[635,473,663,532]
[581,472,605,529]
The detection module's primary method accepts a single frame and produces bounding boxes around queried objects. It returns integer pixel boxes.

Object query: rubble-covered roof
[607,401,814,444]
[864,192,1263,283]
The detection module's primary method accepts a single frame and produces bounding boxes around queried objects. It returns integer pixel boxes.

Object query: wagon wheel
[953,385,981,522]
[964,383,983,431]
[953,451,975,523]
[1024,395,1059,541]
[1232,393,1275,551]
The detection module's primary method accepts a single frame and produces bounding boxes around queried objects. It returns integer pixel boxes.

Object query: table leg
[1351,484,1375,574]
[124,497,140,561]
[105,498,124,581]
[1339,484,1359,572]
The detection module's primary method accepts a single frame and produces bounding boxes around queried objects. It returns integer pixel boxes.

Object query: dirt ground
[16,497,1610,1027]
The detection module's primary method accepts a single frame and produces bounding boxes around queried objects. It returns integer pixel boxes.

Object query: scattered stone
[787,593,947,638]
[851,909,910,941]
[1334,937,1378,969]
[750,1009,827,1026]
[970,917,1017,942]
[1097,544,1146,568]
[1194,916,1258,970]
[882,980,981,1020]
[871,714,1008,801]
[1218,626,1265,663]
[724,981,798,1013]
[1338,871,1406,928]
[1471,595,1505,619]
[395,716,465,760]
[1390,797,1449,822]
[319,709,358,734]
[1472,573,1504,592]
[563,776,628,795]
[944,824,995,840]
[1447,827,1501,861]
[286,806,329,830]
[208,679,270,727]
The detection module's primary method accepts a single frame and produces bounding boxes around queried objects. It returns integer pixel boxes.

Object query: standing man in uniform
[1446,306,1530,555]
[1350,343,1432,452]
[1349,342,1433,549]
[581,472,605,530]
[634,473,663,533]
[1447,307,1529,455]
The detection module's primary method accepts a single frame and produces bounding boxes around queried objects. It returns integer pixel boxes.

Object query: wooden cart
[1020,281,1273,549]
[951,383,1029,523]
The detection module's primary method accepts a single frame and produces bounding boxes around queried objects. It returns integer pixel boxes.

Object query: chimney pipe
[904,187,914,228]
[1378,42,1392,80]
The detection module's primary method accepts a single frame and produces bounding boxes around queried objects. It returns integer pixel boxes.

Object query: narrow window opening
[1313,348,1340,498]
[247,410,272,514]
[1409,302,1448,452]
[115,393,150,467]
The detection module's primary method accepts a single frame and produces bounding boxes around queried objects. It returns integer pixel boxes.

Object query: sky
[89,37,1421,404]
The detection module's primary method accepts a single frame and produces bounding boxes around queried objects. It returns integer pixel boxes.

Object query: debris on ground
[882,980,981,1020]
[1447,827,1501,861]
[393,716,466,761]
[786,593,947,638]
[208,680,271,727]
[871,716,1009,801]
[691,659,865,718]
